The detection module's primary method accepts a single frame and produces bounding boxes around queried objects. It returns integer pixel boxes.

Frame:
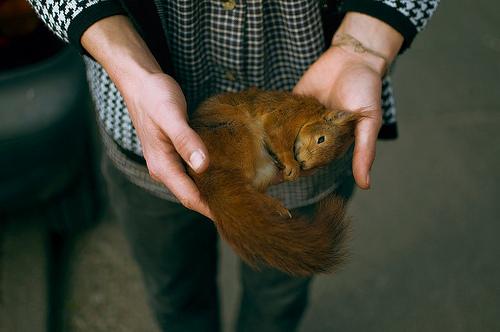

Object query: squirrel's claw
[275,204,292,219]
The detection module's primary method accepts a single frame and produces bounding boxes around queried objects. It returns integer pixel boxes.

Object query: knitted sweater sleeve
[27,0,125,52]
[341,0,440,52]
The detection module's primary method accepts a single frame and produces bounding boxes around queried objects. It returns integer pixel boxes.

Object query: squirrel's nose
[299,160,310,170]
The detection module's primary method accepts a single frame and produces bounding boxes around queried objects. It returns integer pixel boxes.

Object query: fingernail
[366,173,371,189]
[189,150,205,171]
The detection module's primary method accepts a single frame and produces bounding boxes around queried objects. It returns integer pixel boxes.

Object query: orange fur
[188,88,362,276]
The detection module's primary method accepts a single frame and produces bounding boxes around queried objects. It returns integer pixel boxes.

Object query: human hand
[81,16,213,219]
[294,45,383,189]
[125,73,214,219]
[293,13,403,189]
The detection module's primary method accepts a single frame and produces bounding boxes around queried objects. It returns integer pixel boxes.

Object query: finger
[147,154,215,220]
[158,113,210,174]
[167,172,214,220]
[352,114,381,190]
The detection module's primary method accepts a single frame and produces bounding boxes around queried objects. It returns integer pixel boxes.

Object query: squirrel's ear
[323,110,336,122]
[324,110,353,124]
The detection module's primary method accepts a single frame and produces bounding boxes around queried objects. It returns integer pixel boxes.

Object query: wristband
[331,32,389,75]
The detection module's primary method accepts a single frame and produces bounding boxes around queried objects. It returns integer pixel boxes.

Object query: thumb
[352,112,380,189]
[161,116,210,173]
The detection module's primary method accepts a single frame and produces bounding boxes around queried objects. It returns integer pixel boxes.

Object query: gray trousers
[102,156,354,332]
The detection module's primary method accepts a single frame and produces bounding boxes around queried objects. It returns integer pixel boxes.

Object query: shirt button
[224,70,237,81]
[221,0,236,10]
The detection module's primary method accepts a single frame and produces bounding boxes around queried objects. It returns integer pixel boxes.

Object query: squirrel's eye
[317,136,325,144]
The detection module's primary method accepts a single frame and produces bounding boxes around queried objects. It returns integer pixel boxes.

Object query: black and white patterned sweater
[28,0,440,208]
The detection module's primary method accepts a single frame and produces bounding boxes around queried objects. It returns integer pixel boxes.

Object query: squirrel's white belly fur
[252,141,278,189]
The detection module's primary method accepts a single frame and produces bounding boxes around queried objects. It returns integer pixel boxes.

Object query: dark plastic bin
[0,46,101,228]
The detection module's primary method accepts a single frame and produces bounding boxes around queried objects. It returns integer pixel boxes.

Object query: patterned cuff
[378,123,398,139]
[341,0,418,53]
[67,1,126,54]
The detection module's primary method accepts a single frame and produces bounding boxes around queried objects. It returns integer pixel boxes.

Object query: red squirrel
[188,88,361,276]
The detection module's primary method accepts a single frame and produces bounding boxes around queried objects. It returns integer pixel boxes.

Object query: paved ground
[2,0,499,331]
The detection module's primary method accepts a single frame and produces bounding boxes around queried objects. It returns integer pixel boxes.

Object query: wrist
[331,32,388,75]
[81,15,163,95]
[334,12,404,74]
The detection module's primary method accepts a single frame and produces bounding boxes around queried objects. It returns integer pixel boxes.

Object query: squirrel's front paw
[283,164,300,181]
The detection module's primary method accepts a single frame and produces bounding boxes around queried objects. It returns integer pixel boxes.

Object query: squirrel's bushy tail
[196,169,350,276]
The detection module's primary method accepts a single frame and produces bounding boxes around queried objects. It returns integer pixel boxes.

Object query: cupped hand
[293,46,384,189]
[125,72,214,219]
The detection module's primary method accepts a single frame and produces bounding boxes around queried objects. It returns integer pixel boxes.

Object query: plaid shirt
[29,0,439,208]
